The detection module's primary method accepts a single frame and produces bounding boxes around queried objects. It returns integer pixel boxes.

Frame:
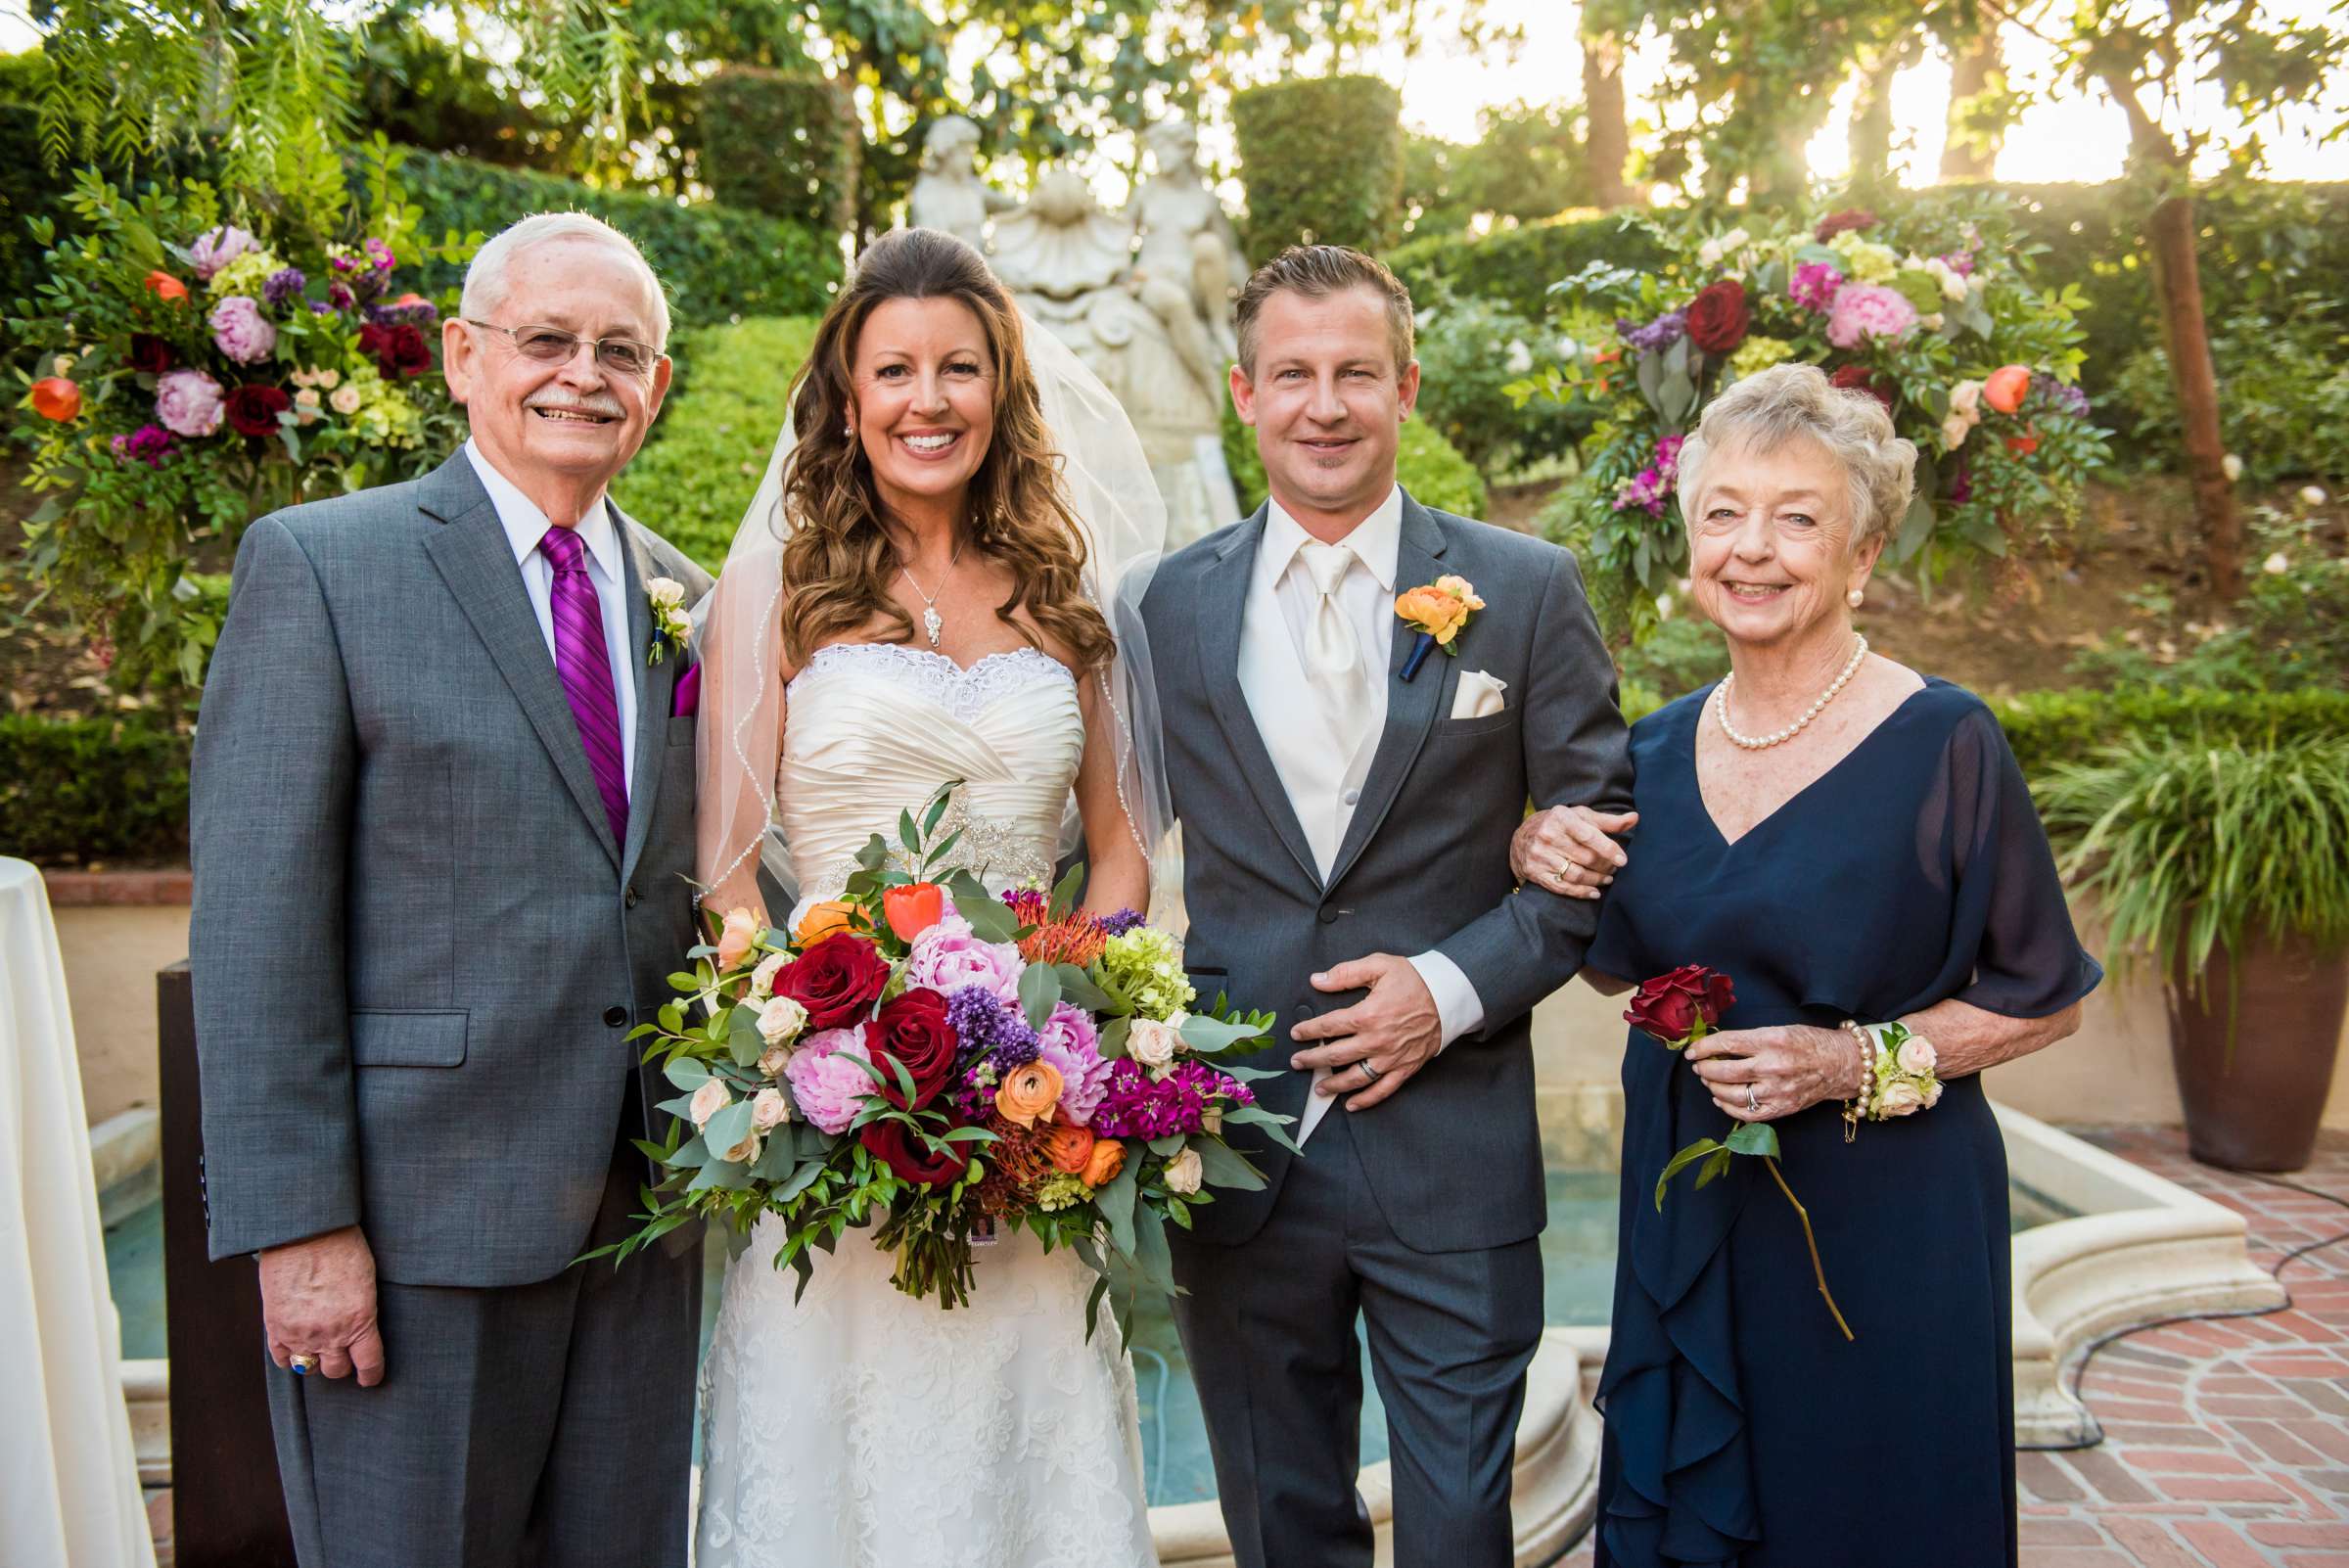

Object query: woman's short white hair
[460,212,671,351]
[1677,362,1917,550]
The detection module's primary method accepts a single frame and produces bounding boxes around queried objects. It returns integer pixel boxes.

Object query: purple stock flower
[263,267,307,308]
[947,986,1040,1119]
[110,424,174,469]
[1789,261,1844,312]
[1095,908,1146,937]
[2028,379,2092,419]
[1620,310,1687,354]
[1092,1058,1255,1142]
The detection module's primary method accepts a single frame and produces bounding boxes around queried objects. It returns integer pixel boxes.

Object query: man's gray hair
[460,212,671,351]
[1677,362,1917,549]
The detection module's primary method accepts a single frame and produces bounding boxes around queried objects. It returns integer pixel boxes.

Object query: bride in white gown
[689,228,1172,1568]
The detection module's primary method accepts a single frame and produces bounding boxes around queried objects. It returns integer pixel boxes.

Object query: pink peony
[1824,284,1917,349]
[207,296,277,364]
[784,1025,876,1135]
[188,225,261,282]
[902,913,1025,1001]
[154,369,225,438]
[1035,1002,1112,1127]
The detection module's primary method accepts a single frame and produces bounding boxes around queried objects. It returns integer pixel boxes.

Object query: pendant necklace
[899,537,965,651]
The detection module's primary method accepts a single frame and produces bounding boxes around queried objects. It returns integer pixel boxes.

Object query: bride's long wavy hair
[776,227,1114,672]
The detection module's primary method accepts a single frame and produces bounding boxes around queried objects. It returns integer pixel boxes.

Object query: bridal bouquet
[592,786,1288,1341]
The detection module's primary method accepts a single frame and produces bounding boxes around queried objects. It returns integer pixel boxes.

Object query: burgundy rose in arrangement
[359,321,432,380]
[128,333,174,375]
[859,1118,970,1188]
[224,384,292,439]
[1684,279,1751,356]
[866,987,958,1109]
[776,932,891,1031]
[1624,963,1734,1046]
[1829,363,1897,411]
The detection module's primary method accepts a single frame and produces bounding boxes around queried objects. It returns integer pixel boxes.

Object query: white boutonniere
[646,576,691,665]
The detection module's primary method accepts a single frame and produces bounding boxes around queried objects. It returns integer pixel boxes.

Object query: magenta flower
[208,296,277,364]
[154,369,225,438]
[110,424,175,469]
[783,1026,876,1136]
[1789,261,1843,313]
[1092,1058,1254,1141]
[1824,283,1917,349]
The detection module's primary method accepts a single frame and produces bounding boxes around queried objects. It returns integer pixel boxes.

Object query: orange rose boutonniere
[1394,574,1484,682]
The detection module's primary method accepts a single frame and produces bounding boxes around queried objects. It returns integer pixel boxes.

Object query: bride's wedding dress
[694,640,1160,1568]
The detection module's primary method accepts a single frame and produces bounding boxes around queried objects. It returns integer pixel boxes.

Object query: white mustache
[527,396,624,419]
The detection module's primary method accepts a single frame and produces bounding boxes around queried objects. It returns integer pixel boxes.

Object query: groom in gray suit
[191,213,709,1567]
[1141,246,1633,1568]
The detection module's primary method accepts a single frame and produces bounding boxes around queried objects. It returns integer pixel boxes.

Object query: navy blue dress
[1586,679,2101,1568]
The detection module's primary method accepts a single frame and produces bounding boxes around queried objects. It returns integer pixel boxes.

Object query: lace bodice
[779,642,1083,910]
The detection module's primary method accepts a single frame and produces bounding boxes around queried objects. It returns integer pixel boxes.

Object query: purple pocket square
[671,662,701,718]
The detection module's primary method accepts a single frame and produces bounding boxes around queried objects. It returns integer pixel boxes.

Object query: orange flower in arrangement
[883,881,945,942]
[1017,912,1112,969]
[30,378,81,422]
[1983,364,2031,415]
[1041,1122,1096,1176]
[1080,1137,1126,1188]
[2005,428,2040,457]
[143,270,189,303]
[794,899,860,947]
[994,1059,1064,1128]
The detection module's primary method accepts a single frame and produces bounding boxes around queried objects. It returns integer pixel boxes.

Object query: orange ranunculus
[1081,1137,1126,1188]
[994,1059,1064,1128]
[30,377,81,422]
[143,270,189,302]
[794,899,859,947]
[1042,1122,1096,1176]
[884,881,945,943]
[1394,584,1470,645]
[1983,364,2030,415]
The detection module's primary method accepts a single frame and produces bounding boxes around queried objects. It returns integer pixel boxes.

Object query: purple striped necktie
[539,524,629,848]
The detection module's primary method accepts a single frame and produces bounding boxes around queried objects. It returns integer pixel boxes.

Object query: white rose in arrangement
[758,994,808,1046]
[758,1041,795,1080]
[1896,1038,1938,1076]
[645,576,686,611]
[1924,1080,1945,1108]
[1876,1080,1926,1118]
[748,951,789,1001]
[1163,1145,1204,1195]
[689,1079,730,1130]
[1941,412,1972,450]
[751,1085,793,1130]
[721,1129,762,1164]
[1128,1017,1180,1073]
[329,384,363,415]
[1949,380,1983,421]
[2264,552,2291,576]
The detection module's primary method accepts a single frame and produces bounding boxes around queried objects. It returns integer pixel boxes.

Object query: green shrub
[1386,209,1669,322]
[616,314,821,572]
[699,68,860,239]
[1219,400,1486,522]
[1412,293,1585,477]
[1993,687,2349,785]
[391,149,842,326]
[2105,308,2349,484]
[1233,76,1405,259]
[0,714,192,866]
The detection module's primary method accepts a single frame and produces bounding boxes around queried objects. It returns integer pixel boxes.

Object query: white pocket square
[1451,669,1508,719]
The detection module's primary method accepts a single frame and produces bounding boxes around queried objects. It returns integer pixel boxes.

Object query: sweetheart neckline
[793,641,1073,684]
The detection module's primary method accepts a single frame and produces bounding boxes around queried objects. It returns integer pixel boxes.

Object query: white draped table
[0,857,157,1568]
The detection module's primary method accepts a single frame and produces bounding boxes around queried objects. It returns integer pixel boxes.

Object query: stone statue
[906,115,1016,251]
[1128,117,1249,363]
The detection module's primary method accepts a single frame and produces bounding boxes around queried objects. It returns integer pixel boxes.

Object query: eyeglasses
[462,320,664,378]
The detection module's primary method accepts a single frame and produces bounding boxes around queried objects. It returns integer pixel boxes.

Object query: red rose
[129,334,174,375]
[224,384,292,438]
[1828,363,1896,411]
[1624,964,1735,1044]
[359,321,432,379]
[858,1118,970,1188]
[1815,208,1878,242]
[775,932,890,1030]
[1685,279,1751,356]
[864,987,957,1109]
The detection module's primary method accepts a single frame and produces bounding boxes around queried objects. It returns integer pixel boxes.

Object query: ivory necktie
[540,525,630,848]
[1298,538,1374,762]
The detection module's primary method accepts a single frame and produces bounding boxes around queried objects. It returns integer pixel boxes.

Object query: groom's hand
[1289,954,1443,1112]
[259,1223,386,1387]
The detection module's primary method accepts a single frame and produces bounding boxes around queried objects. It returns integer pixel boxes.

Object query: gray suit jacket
[191,451,712,1287]
[1139,493,1632,1253]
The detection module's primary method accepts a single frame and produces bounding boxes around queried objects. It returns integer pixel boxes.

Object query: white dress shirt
[1239,486,1486,1144]
[465,440,638,798]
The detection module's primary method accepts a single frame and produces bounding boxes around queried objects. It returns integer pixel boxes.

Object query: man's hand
[258,1223,386,1387]
[1287,954,1444,1112]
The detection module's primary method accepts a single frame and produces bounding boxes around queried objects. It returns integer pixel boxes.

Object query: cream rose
[716,905,760,971]
[748,951,789,1001]
[1949,380,1983,421]
[720,1129,761,1164]
[1163,1145,1203,1195]
[1896,1038,1938,1076]
[1128,1017,1180,1073]
[645,576,686,610]
[751,1085,792,1130]
[758,994,808,1047]
[329,384,362,415]
[689,1079,730,1130]
[1941,412,1971,450]
[1875,1080,1926,1118]
[758,1041,795,1079]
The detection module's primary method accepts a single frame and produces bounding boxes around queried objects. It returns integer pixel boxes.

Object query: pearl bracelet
[1839,1020,1877,1143]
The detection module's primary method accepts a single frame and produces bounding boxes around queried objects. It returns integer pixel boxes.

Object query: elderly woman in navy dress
[1516,363,2101,1568]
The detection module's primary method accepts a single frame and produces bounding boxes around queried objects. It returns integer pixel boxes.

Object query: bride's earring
[1847,587,1865,609]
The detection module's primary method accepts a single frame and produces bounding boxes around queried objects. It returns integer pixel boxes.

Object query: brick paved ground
[1558,1129,2349,1568]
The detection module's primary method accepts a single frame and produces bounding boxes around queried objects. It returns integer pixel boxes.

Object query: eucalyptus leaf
[1893,489,1935,563]
[1097,1157,1139,1257]
[688,1156,751,1193]
[1177,1013,1266,1053]
[662,1056,712,1093]
[1191,1137,1267,1192]
[1097,1015,1131,1060]
[1053,965,1114,1012]
[727,1004,767,1067]
[1050,861,1087,917]
[1018,963,1063,1030]
[956,894,1022,944]
[1132,1207,1176,1296]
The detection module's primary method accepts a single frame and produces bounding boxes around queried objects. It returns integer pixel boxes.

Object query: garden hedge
[1994,687,2349,787]
[1386,208,1671,321]
[390,149,843,326]
[699,68,860,240]
[1233,75,1405,260]
[0,714,192,867]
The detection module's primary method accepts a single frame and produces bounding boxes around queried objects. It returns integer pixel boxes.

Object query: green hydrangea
[1099,927,1195,1019]
[1727,337,1796,380]
[208,252,282,299]
[1035,1172,1092,1213]
[346,367,424,449]
[1826,231,1899,285]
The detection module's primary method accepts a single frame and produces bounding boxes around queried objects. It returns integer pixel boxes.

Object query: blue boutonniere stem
[1400,632,1438,683]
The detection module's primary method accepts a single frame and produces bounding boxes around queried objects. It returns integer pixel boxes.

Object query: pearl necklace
[1715,633,1868,750]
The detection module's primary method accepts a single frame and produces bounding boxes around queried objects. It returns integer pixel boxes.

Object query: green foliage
[2106,309,2349,485]
[0,713,191,866]
[1219,399,1486,522]
[1232,75,1405,259]
[2035,730,2349,990]
[350,22,567,171]
[1992,687,2349,786]
[614,315,821,573]
[388,148,842,325]
[1399,100,1588,241]
[698,68,860,238]
[1386,209,1670,323]
[1412,293,1586,478]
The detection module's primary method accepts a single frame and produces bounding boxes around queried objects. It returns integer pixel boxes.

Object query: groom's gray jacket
[1140,493,1633,1252]
[191,451,710,1287]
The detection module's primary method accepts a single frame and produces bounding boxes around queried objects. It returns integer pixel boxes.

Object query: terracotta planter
[2167,931,2349,1172]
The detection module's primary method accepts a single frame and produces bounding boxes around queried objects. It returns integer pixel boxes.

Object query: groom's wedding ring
[1358,1060,1384,1085]
[1746,1084,1761,1114]
[290,1354,317,1376]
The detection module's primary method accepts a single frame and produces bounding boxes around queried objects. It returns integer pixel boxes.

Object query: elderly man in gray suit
[1139,246,1635,1568]
[191,212,711,1568]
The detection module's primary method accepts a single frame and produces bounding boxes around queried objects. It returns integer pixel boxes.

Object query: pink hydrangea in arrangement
[207,296,277,364]
[187,225,260,282]
[1788,261,1843,313]
[783,1026,877,1136]
[153,368,226,438]
[1825,284,1918,349]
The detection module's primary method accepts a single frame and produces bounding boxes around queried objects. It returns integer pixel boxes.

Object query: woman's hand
[1511,806,1637,899]
[1685,1025,1864,1123]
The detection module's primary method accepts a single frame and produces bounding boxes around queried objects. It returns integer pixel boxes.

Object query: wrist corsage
[1840,1020,1942,1139]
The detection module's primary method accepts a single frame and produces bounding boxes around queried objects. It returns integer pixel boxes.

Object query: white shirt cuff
[1408,951,1485,1051]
